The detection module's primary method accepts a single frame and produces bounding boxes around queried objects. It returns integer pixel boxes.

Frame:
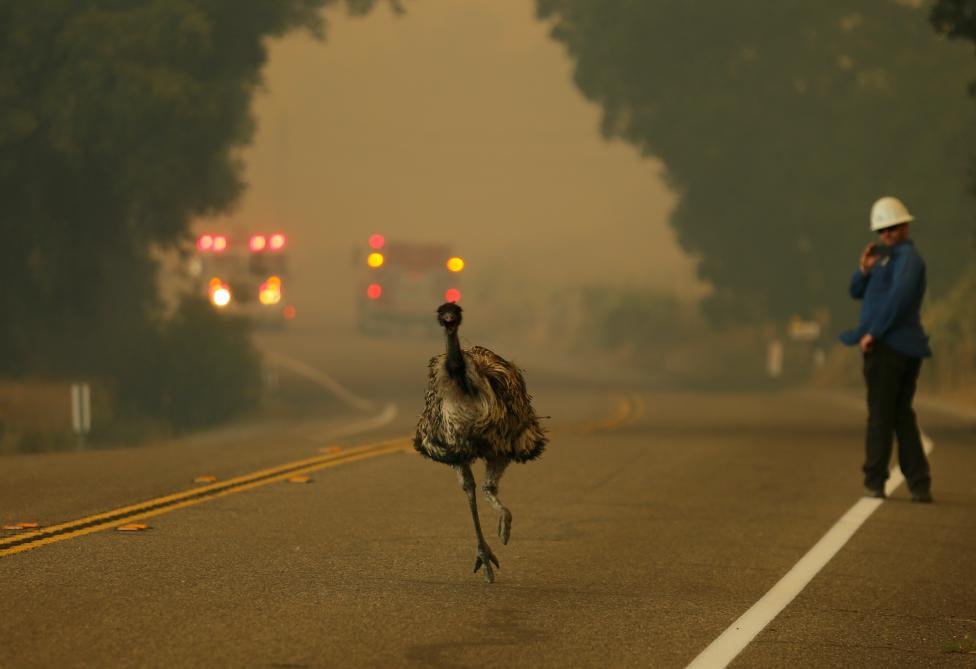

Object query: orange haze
[196,1,703,324]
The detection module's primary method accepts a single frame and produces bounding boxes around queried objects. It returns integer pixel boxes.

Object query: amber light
[258,280,282,305]
[446,257,465,272]
[367,252,385,268]
[269,233,286,250]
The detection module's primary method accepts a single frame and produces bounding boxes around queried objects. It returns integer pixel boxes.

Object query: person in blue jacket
[839,196,933,503]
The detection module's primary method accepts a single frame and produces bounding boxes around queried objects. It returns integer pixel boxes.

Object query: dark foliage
[157,298,261,430]
[0,0,330,375]
[537,1,976,326]
[932,0,976,45]
[0,0,387,426]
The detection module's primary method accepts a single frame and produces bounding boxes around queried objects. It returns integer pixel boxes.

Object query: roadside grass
[0,379,74,454]
[0,426,75,455]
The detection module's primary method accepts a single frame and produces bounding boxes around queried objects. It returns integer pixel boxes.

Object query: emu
[413,302,547,583]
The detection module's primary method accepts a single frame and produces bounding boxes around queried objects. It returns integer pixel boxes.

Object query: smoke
[202,0,703,329]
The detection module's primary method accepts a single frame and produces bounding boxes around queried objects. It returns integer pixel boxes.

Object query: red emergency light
[197,234,228,252]
[444,288,461,303]
[367,283,383,300]
[249,235,267,252]
[368,234,385,250]
[269,233,286,251]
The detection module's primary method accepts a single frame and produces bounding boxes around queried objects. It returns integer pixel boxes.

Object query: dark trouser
[862,343,931,494]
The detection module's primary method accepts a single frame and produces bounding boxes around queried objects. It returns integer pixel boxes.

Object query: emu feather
[413,302,547,582]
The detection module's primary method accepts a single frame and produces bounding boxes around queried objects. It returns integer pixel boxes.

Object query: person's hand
[859,243,879,274]
[859,333,875,353]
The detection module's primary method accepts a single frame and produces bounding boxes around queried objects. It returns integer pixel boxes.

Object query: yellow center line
[0,438,411,558]
[4,393,646,558]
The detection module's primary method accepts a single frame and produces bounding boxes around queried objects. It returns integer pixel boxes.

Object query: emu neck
[444,329,472,394]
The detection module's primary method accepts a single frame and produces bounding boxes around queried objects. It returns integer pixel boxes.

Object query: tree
[0,0,391,376]
[536,1,976,326]
[932,0,976,47]
[932,0,976,185]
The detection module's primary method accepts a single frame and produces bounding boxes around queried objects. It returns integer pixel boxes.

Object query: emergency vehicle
[358,234,464,334]
[189,231,296,325]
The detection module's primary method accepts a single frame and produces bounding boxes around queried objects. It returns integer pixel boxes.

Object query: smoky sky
[197,1,703,322]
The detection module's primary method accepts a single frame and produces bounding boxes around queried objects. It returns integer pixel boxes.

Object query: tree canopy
[537,1,976,326]
[0,0,391,376]
[933,0,976,46]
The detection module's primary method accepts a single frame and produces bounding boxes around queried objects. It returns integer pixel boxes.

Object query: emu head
[436,302,463,333]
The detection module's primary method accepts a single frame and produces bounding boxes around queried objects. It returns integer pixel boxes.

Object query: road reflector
[287,475,312,484]
[194,475,218,483]
[2,522,40,530]
[0,439,408,559]
[116,524,150,532]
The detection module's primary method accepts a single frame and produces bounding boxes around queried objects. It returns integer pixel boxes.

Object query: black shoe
[864,487,886,499]
[911,491,933,504]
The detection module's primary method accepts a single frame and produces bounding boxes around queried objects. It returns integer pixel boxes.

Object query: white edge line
[687,432,935,669]
[306,403,399,444]
[263,349,376,412]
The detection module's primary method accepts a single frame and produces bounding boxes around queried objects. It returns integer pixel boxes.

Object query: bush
[114,297,262,431]
[551,283,821,389]
[925,262,976,390]
[576,284,691,354]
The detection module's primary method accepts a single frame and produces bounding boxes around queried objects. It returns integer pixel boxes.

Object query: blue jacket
[839,239,931,358]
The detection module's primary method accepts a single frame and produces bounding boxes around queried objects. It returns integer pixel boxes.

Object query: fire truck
[357,234,464,335]
[189,231,296,325]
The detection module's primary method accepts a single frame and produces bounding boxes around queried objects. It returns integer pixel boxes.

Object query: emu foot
[498,509,512,545]
[473,543,500,583]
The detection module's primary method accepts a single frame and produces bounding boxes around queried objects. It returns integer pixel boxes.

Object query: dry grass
[0,380,78,454]
[0,380,73,430]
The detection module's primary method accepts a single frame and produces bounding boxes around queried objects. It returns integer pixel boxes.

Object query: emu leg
[455,463,499,583]
[483,457,513,545]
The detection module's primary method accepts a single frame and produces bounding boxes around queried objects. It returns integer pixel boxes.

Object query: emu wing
[467,346,547,463]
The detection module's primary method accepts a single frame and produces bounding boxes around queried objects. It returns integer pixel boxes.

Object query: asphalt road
[2,323,974,668]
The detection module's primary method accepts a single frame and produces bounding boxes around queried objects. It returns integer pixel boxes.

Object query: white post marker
[766,340,783,379]
[70,382,91,445]
[686,434,934,669]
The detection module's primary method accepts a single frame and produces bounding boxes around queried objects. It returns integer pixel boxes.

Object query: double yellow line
[0,438,410,559]
[3,395,645,558]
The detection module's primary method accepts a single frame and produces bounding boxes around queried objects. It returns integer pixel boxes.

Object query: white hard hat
[870,196,914,231]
